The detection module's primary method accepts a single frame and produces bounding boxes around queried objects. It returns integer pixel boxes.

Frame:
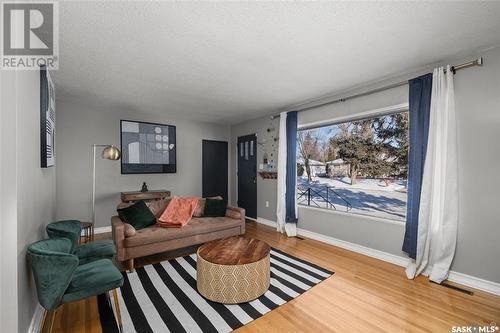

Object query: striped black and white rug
[99,248,333,333]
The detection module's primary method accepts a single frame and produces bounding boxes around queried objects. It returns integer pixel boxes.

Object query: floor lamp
[92,144,121,226]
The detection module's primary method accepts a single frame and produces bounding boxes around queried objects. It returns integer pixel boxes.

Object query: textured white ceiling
[56,1,500,124]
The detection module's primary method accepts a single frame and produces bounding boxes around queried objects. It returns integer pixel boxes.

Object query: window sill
[298,205,405,226]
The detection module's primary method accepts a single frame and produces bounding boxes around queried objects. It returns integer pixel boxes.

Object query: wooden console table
[121,190,171,203]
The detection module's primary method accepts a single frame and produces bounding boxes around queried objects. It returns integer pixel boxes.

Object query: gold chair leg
[112,289,123,333]
[41,308,56,333]
[39,310,47,333]
[126,258,135,272]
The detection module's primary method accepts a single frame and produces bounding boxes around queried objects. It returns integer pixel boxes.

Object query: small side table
[80,222,94,244]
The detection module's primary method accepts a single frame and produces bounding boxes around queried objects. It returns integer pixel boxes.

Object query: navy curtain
[285,111,298,223]
[402,73,432,259]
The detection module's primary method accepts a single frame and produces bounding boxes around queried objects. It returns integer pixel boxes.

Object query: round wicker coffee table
[197,236,270,304]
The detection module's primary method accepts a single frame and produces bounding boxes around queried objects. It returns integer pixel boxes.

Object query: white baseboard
[296,227,410,267]
[447,271,500,296]
[256,217,277,228]
[27,304,44,333]
[94,226,112,234]
[79,226,111,236]
[254,217,500,296]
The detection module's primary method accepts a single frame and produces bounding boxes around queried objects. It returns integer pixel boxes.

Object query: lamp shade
[101,145,121,160]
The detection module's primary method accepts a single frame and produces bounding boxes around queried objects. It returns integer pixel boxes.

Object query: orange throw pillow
[157,196,199,228]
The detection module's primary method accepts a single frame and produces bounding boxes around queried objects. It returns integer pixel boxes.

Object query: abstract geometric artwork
[120,120,176,174]
[40,66,55,168]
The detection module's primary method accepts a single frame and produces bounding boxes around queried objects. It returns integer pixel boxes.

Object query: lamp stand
[92,145,100,225]
[92,144,119,225]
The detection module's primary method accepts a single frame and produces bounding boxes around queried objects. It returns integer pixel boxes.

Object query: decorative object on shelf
[92,144,121,225]
[120,120,177,174]
[259,171,278,179]
[141,182,148,192]
[40,65,56,168]
[120,190,171,203]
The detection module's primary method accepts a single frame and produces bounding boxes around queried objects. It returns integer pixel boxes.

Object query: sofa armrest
[226,206,245,234]
[111,216,126,261]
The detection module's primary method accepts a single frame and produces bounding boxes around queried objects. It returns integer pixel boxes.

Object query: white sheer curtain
[276,111,287,234]
[406,65,459,283]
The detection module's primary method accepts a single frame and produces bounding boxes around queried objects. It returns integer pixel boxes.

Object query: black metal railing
[297,186,352,212]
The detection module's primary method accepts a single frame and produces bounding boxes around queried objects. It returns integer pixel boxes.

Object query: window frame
[298,103,409,131]
[296,103,410,223]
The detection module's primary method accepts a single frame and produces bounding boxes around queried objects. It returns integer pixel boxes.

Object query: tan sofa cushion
[116,202,132,210]
[124,223,136,237]
[192,199,205,217]
[192,196,223,217]
[123,217,242,248]
[116,198,171,218]
[225,209,241,219]
[147,198,171,218]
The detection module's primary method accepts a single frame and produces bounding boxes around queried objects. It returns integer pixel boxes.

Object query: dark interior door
[202,140,228,204]
[237,134,257,218]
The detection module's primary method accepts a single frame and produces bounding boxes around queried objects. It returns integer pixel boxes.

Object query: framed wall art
[120,120,177,174]
[40,65,55,168]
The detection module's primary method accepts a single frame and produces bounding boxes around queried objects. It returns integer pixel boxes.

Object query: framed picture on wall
[120,120,177,174]
[40,65,55,168]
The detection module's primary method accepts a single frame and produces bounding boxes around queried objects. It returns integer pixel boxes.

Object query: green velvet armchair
[27,238,124,333]
[46,220,116,265]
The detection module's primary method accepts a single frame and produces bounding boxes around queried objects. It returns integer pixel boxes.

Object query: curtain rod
[271,57,483,118]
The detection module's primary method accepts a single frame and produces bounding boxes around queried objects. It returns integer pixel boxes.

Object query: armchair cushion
[74,239,116,265]
[27,239,79,310]
[62,259,123,304]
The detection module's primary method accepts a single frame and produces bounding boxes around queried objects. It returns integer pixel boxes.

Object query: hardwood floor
[52,221,500,333]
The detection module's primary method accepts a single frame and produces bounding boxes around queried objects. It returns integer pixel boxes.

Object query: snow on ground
[297,177,407,222]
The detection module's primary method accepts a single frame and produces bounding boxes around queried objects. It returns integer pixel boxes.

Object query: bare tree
[297,129,322,182]
[337,123,351,139]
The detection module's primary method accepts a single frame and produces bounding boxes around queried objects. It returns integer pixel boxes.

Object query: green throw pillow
[203,198,226,217]
[117,200,156,230]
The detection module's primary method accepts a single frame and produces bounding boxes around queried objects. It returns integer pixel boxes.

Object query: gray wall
[229,117,280,221]
[0,70,57,333]
[1,69,20,333]
[230,45,500,283]
[55,99,231,228]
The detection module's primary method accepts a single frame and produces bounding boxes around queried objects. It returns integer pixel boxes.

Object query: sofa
[111,198,245,270]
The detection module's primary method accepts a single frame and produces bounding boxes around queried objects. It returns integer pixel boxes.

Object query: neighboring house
[297,157,326,178]
[326,158,351,177]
